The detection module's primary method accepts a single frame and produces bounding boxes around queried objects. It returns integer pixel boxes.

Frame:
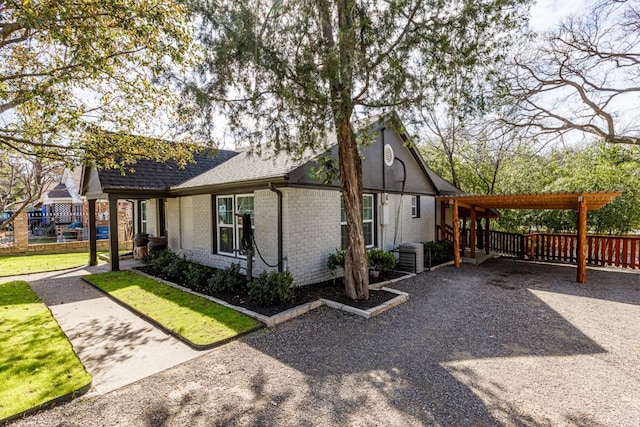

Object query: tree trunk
[336,115,369,300]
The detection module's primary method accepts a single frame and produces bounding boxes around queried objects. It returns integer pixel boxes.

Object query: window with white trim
[411,195,420,218]
[341,194,374,249]
[216,194,255,257]
[140,201,147,233]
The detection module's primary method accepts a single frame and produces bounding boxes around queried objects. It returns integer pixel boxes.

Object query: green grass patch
[0,281,92,420]
[0,252,106,277]
[84,271,262,346]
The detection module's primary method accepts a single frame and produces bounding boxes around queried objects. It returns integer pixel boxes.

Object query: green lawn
[0,281,92,421]
[84,271,262,346]
[0,252,106,277]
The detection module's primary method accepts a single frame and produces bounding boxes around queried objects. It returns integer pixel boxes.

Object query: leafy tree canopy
[0,0,199,169]
[490,141,639,234]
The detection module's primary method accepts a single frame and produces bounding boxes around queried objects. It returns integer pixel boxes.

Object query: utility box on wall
[398,242,424,273]
[379,204,390,225]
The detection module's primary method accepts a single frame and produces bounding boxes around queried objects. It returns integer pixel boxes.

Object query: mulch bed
[135,266,403,317]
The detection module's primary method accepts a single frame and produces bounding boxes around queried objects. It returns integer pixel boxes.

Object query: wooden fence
[437,225,640,270]
[526,233,640,269]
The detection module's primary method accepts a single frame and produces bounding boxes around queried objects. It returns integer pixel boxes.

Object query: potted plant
[367,248,397,279]
[147,235,168,253]
[133,232,149,248]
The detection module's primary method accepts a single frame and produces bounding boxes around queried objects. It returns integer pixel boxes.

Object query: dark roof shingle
[47,183,71,199]
[97,149,238,192]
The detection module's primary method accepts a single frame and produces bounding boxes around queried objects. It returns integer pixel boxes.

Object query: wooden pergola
[436,191,622,283]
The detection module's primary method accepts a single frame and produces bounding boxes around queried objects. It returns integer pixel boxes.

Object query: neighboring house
[81,114,464,285]
[36,168,84,228]
[37,167,132,241]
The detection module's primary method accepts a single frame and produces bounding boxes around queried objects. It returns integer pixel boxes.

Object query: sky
[528,0,587,32]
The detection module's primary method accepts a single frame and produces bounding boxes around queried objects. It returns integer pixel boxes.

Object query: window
[411,196,420,218]
[140,201,147,233]
[341,194,374,249]
[216,194,255,257]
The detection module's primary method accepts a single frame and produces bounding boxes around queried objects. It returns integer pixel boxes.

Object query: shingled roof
[46,183,72,199]
[95,149,238,192]
[172,145,332,191]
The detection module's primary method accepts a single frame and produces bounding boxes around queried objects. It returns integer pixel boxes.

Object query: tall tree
[0,152,55,229]
[184,0,529,299]
[421,113,535,195]
[502,0,640,145]
[0,0,198,169]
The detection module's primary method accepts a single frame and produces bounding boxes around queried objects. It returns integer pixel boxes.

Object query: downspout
[392,158,407,248]
[380,127,386,250]
[269,183,284,272]
[381,127,386,191]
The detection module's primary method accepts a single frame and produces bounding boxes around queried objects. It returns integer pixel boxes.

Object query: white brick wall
[146,199,158,236]
[379,194,435,250]
[166,198,180,248]
[253,189,278,274]
[281,187,341,286]
[165,189,436,287]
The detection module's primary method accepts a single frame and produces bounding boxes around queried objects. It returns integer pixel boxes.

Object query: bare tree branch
[502,0,640,146]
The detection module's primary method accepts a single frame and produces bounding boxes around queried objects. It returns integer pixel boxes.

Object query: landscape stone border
[130,269,413,327]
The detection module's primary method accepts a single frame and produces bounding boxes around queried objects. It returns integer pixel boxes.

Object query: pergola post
[484,210,490,255]
[88,199,97,266]
[108,194,120,272]
[577,196,588,283]
[440,202,446,241]
[461,217,467,250]
[470,206,476,259]
[452,200,460,268]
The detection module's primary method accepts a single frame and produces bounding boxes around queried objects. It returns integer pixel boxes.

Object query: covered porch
[436,191,622,283]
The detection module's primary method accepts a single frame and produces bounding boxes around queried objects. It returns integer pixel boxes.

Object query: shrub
[143,249,177,275]
[208,263,245,293]
[163,253,191,283]
[248,271,294,305]
[423,240,454,264]
[367,248,397,271]
[327,249,346,271]
[185,263,213,293]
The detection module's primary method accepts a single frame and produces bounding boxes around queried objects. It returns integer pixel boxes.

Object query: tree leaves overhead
[0,0,199,168]
[182,0,530,151]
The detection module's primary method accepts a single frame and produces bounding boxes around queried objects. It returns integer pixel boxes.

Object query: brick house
[81,114,463,284]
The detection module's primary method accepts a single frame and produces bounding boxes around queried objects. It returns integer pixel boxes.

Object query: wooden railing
[437,225,524,258]
[526,233,640,269]
[489,231,525,258]
[437,224,455,243]
[436,225,640,270]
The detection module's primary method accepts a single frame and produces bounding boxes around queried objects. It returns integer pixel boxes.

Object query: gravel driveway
[10,258,640,426]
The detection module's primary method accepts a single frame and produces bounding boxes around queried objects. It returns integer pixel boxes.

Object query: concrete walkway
[2,260,209,396]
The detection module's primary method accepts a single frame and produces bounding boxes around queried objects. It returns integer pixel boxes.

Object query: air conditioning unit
[398,242,424,273]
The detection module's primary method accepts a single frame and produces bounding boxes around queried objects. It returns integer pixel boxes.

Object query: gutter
[269,183,284,272]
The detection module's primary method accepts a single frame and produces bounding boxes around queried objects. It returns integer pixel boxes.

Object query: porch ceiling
[437,191,622,211]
